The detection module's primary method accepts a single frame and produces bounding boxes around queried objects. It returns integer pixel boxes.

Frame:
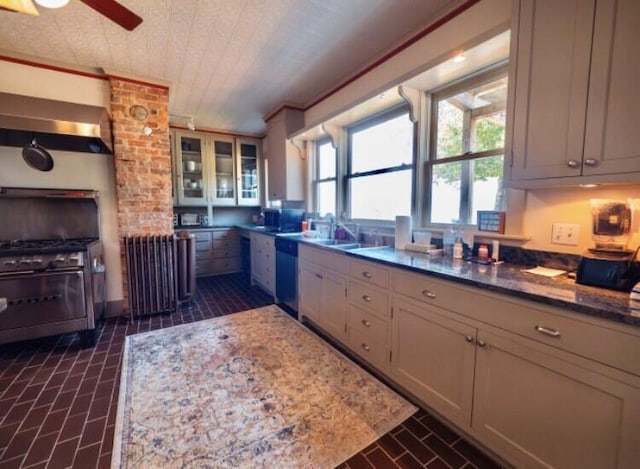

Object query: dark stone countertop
[341,246,640,328]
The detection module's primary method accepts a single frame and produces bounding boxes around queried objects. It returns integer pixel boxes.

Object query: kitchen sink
[307,239,363,250]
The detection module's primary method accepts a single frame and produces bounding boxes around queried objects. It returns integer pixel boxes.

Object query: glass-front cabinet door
[174,132,208,206]
[211,137,236,206]
[236,138,260,206]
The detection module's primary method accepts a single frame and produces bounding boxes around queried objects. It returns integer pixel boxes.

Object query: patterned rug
[112,305,417,468]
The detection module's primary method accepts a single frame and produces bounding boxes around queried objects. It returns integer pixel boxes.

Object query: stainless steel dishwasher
[275,237,298,318]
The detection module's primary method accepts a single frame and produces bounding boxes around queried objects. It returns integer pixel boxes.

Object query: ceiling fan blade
[0,0,39,15]
[79,0,142,31]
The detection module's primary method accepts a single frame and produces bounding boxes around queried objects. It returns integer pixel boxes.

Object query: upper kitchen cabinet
[508,0,640,187]
[265,108,305,201]
[211,136,236,206]
[172,132,262,207]
[173,131,209,206]
[236,138,261,206]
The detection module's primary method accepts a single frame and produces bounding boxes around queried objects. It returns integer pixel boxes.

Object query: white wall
[0,59,123,302]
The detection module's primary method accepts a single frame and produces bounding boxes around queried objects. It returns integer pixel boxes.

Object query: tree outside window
[429,67,508,224]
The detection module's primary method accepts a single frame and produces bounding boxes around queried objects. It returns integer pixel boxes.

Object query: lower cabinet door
[390,298,476,429]
[318,269,347,343]
[472,329,640,469]
[298,261,321,323]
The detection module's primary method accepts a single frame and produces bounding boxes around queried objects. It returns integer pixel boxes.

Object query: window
[314,139,336,217]
[347,107,414,220]
[428,67,507,225]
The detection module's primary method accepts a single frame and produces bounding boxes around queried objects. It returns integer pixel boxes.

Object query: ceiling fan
[0,0,143,31]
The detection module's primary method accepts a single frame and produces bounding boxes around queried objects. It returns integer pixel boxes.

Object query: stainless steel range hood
[0,92,113,154]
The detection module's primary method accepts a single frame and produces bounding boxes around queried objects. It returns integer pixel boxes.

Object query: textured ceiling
[0,0,462,135]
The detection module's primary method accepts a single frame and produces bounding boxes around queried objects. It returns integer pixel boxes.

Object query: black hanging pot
[22,137,54,172]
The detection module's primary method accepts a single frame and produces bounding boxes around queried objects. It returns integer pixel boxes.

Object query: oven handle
[0,297,7,313]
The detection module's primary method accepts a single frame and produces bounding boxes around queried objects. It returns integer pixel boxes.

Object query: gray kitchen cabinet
[250,232,275,295]
[236,138,261,206]
[172,131,262,207]
[298,260,322,323]
[389,263,640,468]
[390,296,477,430]
[264,108,305,201]
[508,0,640,186]
[191,228,240,277]
[173,131,209,206]
[472,327,640,469]
[298,244,348,343]
[347,259,392,373]
[210,136,236,206]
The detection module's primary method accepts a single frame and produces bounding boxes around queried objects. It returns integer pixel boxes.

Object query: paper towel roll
[395,215,412,250]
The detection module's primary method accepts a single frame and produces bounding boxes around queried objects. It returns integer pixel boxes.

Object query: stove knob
[31,258,43,266]
[54,256,66,264]
[19,259,32,265]
[3,260,16,266]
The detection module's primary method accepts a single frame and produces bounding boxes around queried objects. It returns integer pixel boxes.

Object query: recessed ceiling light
[453,52,466,63]
[35,0,70,8]
[579,184,599,188]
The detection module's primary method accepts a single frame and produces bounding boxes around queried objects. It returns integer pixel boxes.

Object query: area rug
[112,304,416,468]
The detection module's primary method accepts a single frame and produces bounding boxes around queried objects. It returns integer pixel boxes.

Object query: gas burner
[0,238,98,255]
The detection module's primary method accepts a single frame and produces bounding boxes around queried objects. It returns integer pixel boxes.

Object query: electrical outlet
[551,223,580,246]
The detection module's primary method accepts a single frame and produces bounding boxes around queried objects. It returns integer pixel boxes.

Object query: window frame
[425,64,508,226]
[345,104,416,222]
[313,137,337,217]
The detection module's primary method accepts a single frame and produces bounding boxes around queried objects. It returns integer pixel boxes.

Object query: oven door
[0,270,86,332]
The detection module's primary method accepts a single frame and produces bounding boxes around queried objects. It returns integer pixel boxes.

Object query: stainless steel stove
[0,188,106,346]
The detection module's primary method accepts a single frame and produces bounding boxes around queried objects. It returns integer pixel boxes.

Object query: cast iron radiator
[123,235,179,319]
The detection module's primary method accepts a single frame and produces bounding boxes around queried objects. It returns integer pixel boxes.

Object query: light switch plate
[551,223,580,246]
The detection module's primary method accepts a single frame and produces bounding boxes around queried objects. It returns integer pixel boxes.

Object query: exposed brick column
[108,77,173,311]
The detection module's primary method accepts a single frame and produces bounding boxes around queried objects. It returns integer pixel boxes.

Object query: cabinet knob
[315,273,323,279]
[422,290,436,299]
[361,319,372,327]
[464,335,474,344]
[361,343,371,352]
[584,158,598,167]
[362,295,372,302]
[477,339,487,348]
[567,159,580,168]
[362,271,372,279]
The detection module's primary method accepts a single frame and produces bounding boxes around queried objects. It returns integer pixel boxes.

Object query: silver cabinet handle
[315,273,323,279]
[584,158,598,166]
[535,325,561,338]
[361,319,371,327]
[422,290,436,299]
[477,339,487,348]
[464,335,474,344]
[567,159,580,168]
[361,343,371,352]
[362,271,372,279]
[362,295,372,302]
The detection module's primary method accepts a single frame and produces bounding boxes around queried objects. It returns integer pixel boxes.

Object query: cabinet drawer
[392,268,640,376]
[195,260,214,276]
[212,246,240,259]
[195,241,212,253]
[348,305,389,345]
[213,257,241,272]
[193,231,213,242]
[350,259,389,288]
[392,268,465,312]
[349,280,389,318]
[349,329,388,372]
[214,229,238,240]
[213,239,239,251]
